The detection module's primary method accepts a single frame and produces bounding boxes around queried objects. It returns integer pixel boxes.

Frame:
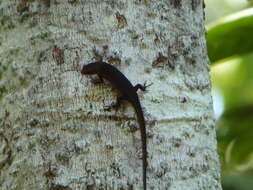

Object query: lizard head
[81,62,101,75]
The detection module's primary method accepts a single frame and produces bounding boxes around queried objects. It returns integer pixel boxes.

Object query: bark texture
[0,0,222,189]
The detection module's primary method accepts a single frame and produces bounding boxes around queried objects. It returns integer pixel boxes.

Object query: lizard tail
[132,99,147,190]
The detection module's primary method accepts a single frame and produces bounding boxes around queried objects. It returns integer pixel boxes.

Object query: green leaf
[207,8,253,63]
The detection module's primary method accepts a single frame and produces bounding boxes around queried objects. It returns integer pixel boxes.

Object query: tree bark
[0,0,222,189]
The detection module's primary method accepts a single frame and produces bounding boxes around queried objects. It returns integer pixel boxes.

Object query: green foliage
[212,55,253,172]
[222,174,253,190]
[207,8,253,63]
[207,8,253,190]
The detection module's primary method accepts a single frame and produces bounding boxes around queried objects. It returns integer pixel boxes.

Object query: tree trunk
[0,0,222,189]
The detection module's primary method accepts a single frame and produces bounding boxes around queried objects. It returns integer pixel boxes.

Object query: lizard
[81,61,150,190]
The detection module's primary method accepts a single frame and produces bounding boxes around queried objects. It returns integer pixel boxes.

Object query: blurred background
[205,0,253,189]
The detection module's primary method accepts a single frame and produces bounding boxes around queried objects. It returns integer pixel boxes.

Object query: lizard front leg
[134,81,153,92]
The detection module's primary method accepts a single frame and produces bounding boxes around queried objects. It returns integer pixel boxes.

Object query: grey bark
[0,0,222,189]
